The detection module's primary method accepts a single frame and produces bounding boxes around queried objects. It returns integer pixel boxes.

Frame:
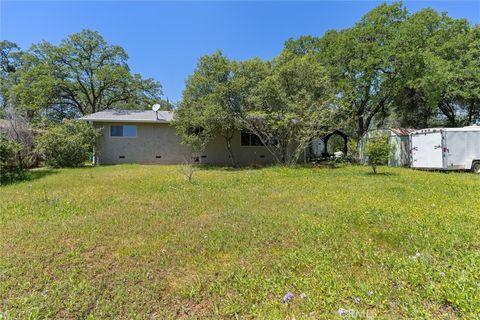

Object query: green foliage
[1,165,479,318]
[36,120,101,168]
[1,106,42,169]
[390,10,479,127]
[4,30,164,124]
[11,62,60,120]
[243,51,334,164]
[175,3,478,164]
[0,135,24,183]
[365,133,392,174]
[174,52,266,163]
[0,40,23,74]
[0,40,24,111]
[347,138,360,162]
[176,50,334,165]
[297,2,408,138]
[285,3,479,132]
[175,51,236,154]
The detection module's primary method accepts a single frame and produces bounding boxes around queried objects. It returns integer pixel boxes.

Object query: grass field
[1,165,479,319]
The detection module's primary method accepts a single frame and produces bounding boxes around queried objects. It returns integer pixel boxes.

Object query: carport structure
[312,130,349,159]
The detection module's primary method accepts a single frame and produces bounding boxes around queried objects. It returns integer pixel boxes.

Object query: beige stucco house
[82,109,276,165]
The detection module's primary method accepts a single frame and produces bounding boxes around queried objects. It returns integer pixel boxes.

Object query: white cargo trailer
[410,127,480,173]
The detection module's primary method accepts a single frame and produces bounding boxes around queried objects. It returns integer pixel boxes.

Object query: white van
[410,126,480,173]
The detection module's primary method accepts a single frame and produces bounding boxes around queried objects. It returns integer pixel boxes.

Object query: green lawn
[1,165,479,319]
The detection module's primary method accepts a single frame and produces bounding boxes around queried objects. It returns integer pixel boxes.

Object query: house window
[187,127,204,136]
[110,125,137,137]
[241,131,263,146]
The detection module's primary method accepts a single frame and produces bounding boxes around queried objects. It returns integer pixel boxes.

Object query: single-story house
[359,128,416,167]
[81,109,277,165]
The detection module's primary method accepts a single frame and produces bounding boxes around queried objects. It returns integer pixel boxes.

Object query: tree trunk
[225,138,235,166]
[17,150,24,170]
[467,100,476,125]
[372,165,377,174]
[357,116,365,138]
[439,101,456,126]
[223,131,235,166]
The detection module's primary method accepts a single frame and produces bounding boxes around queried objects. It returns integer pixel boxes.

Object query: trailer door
[411,131,444,169]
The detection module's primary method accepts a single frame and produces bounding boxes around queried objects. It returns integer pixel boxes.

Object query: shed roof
[81,109,173,123]
[366,128,416,137]
[389,128,416,136]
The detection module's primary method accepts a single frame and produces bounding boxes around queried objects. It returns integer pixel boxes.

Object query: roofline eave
[80,119,171,124]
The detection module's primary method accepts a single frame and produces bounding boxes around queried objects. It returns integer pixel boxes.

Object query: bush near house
[0,135,24,183]
[36,120,101,168]
[364,133,392,174]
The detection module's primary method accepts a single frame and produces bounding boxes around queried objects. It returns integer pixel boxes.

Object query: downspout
[89,120,98,166]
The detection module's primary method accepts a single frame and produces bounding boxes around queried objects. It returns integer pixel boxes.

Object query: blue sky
[1,1,479,103]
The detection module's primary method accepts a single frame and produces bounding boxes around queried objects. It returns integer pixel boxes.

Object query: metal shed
[360,128,416,167]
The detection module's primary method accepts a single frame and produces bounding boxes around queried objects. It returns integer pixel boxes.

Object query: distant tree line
[174,2,479,164]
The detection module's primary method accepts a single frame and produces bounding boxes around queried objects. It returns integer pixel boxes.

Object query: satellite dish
[152,104,161,112]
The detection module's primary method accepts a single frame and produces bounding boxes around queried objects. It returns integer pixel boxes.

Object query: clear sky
[1,1,479,103]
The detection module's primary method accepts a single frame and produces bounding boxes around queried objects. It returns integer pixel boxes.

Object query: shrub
[0,135,25,183]
[37,120,101,168]
[347,139,360,163]
[365,133,391,174]
[179,160,196,182]
[2,106,42,168]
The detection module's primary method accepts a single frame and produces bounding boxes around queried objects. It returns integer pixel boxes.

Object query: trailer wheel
[472,161,480,174]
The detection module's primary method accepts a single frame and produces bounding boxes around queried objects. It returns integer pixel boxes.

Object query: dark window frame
[241,131,264,146]
[110,125,137,137]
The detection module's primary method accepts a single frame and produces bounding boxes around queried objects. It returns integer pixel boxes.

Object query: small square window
[111,126,123,136]
[123,125,137,137]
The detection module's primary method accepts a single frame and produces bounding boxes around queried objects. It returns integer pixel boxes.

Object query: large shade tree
[387,8,447,128]
[10,29,164,121]
[287,4,408,138]
[391,9,479,127]
[319,3,408,138]
[174,51,266,164]
[243,51,334,164]
[425,18,479,126]
[285,3,479,134]
[175,50,334,165]
[0,41,24,112]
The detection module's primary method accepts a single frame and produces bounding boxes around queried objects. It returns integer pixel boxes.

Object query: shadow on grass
[362,171,399,177]
[0,168,58,186]
[195,164,274,172]
[196,162,353,172]
[312,163,350,169]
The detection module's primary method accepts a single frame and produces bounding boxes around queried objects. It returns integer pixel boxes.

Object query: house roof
[389,128,416,136]
[81,109,174,123]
